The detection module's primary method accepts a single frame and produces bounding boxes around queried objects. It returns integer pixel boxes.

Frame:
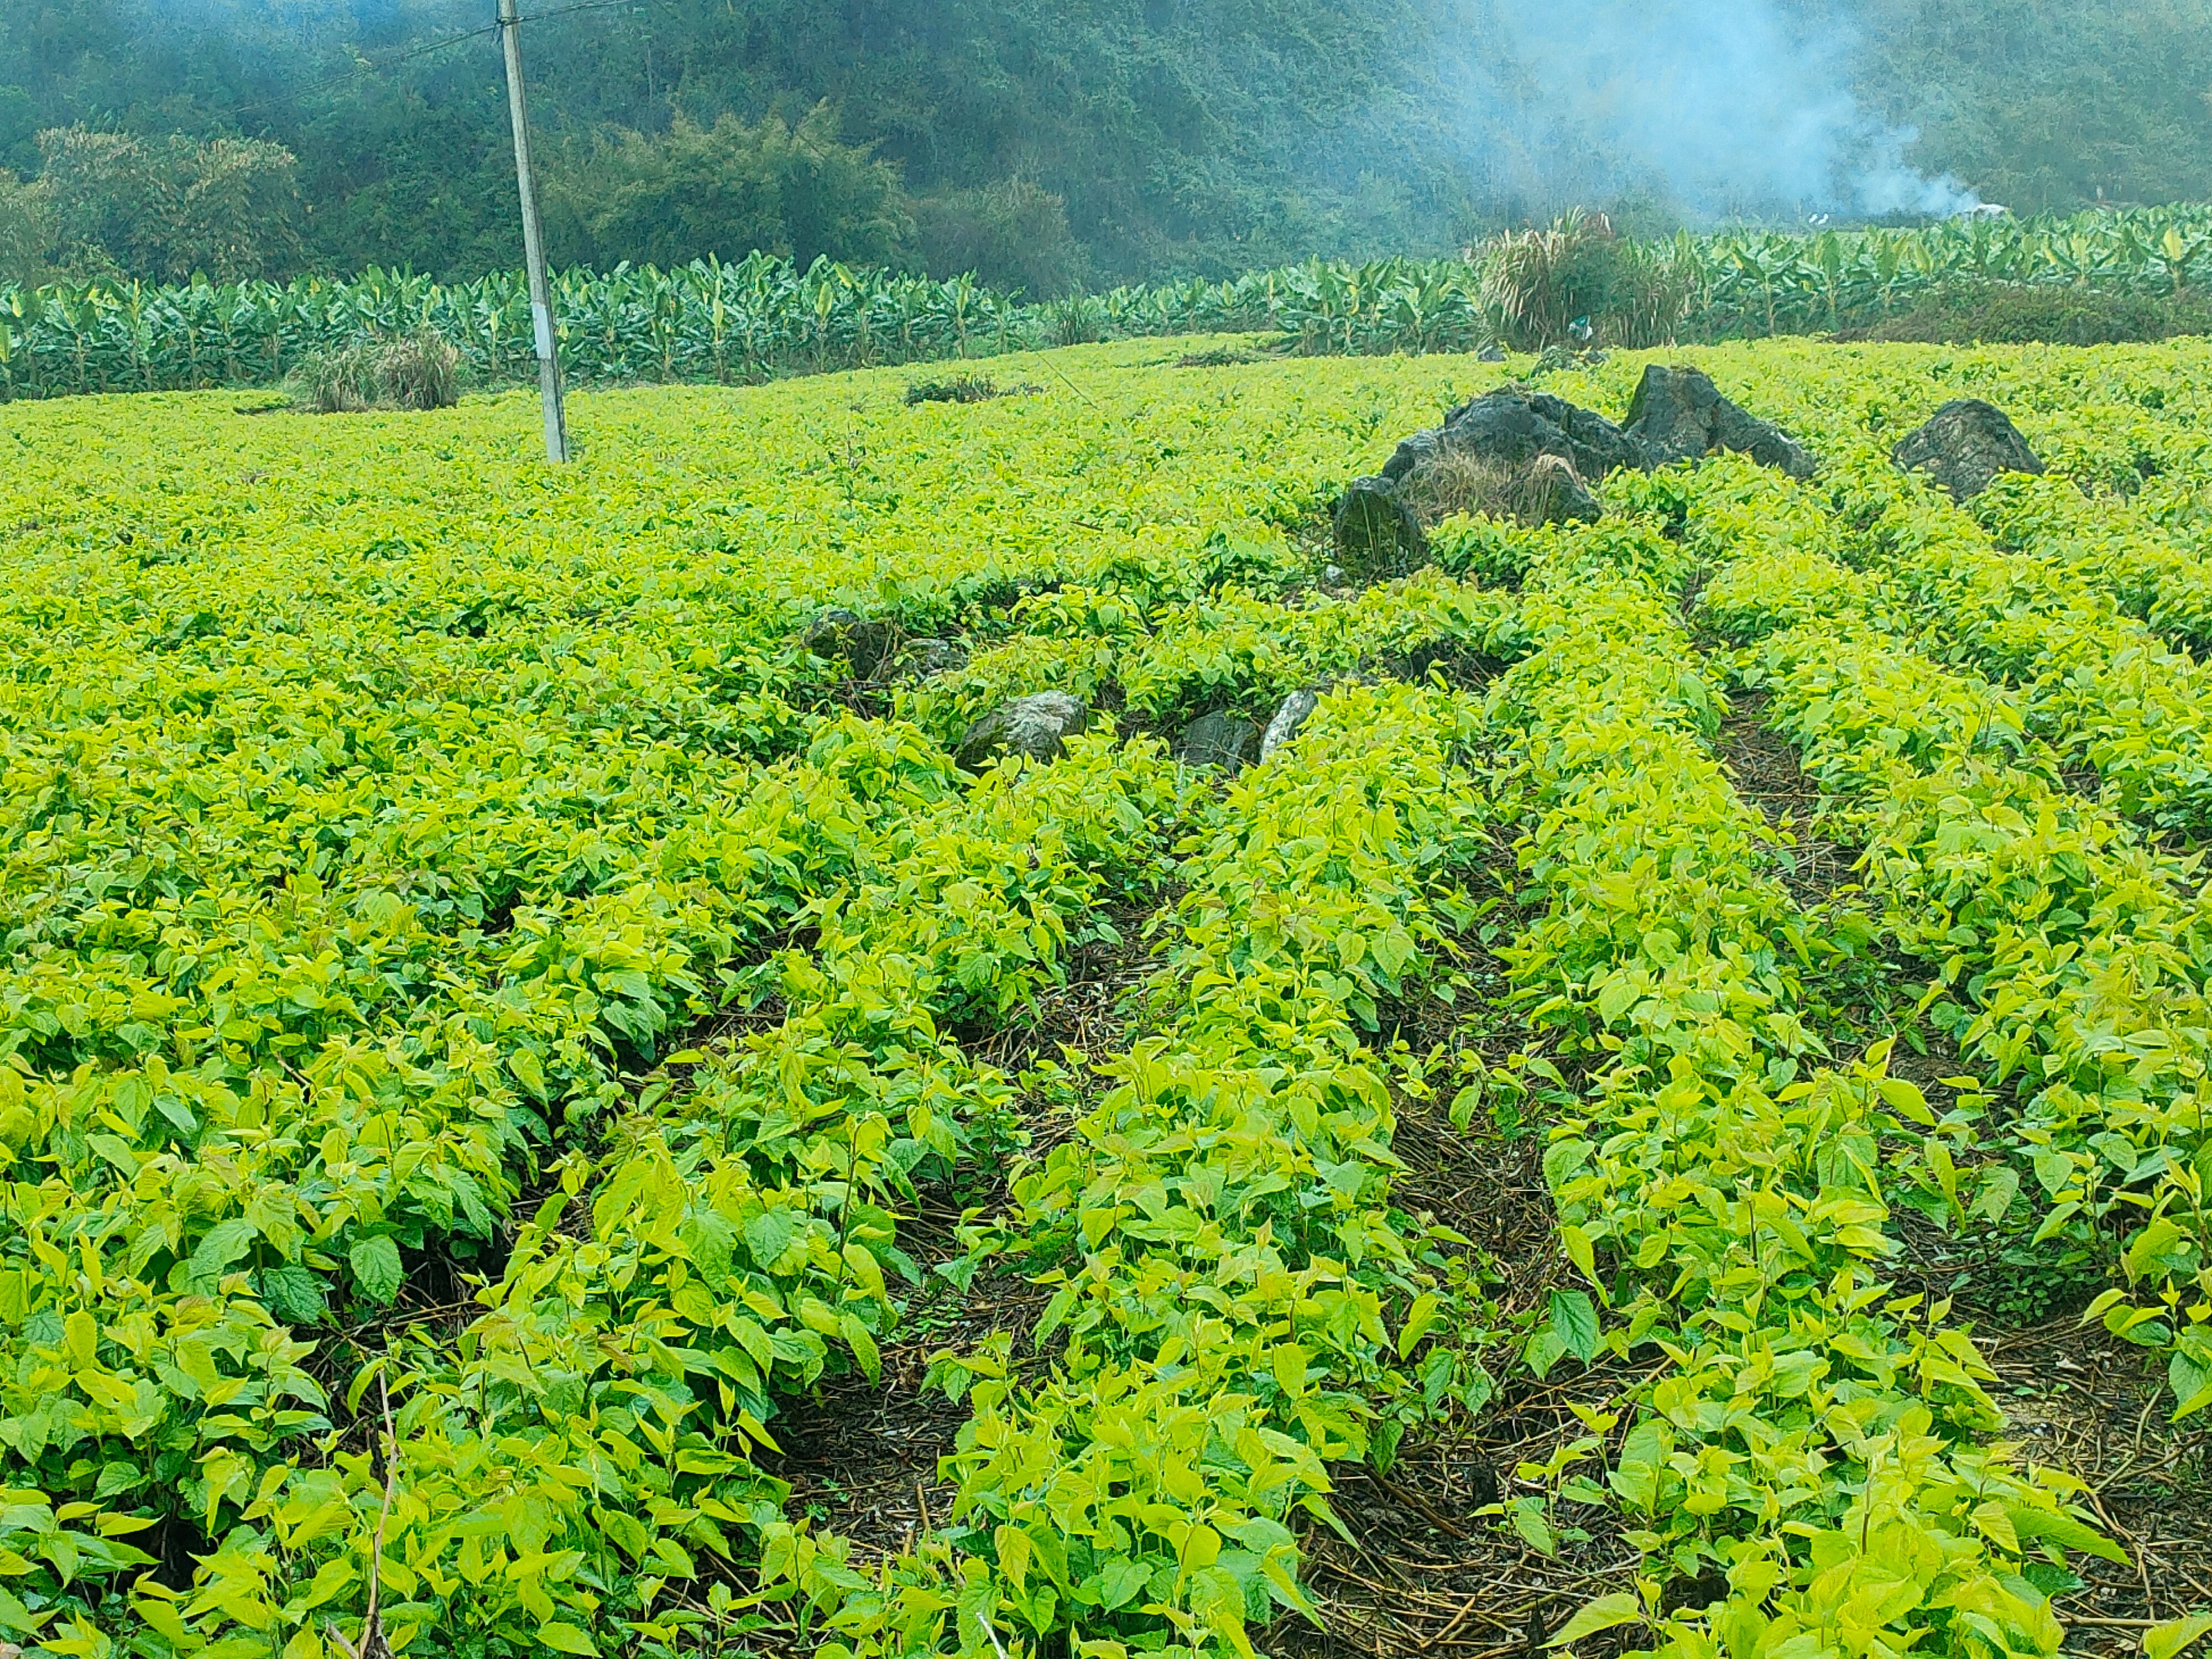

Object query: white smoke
[1440,0,1981,221]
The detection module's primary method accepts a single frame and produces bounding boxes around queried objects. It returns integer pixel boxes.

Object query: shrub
[0,170,53,285]
[1605,237,1700,347]
[1838,280,2212,345]
[33,126,304,283]
[284,342,380,413]
[1045,293,1108,346]
[376,330,463,410]
[904,373,1003,404]
[914,178,1088,299]
[545,105,912,272]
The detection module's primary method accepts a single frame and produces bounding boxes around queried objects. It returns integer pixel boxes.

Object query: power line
[519,0,661,23]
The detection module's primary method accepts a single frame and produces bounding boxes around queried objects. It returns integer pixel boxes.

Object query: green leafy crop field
[2,336,2210,1659]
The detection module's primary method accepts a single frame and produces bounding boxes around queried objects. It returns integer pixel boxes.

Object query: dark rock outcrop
[1891,399,2044,499]
[956,692,1089,769]
[896,637,969,680]
[1384,387,1646,486]
[802,608,902,680]
[1338,375,1815,570]
[1528,392,1650,479]
[1522,453,1603,525]
[1621,366,1816,479]
[1332,476,1426,578]
[1172,710,1261,771]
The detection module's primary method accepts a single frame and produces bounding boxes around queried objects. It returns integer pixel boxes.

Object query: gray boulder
[1259,689,1320,761]
[1526,392,1650,479]
[1622,366,1816,479]
[1173,710,1261,771]
[1332,476,1426,578]
[1891,399,2044,500]
[802,608,902,680]
[956,692,1089,769]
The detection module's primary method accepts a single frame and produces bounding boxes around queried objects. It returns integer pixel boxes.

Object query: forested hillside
[1,0,2209,286]
[1839,0,2212,212]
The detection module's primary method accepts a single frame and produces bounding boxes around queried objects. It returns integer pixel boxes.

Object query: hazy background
[2,0,2208,288]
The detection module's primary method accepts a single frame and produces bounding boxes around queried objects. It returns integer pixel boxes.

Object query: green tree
[545,105,912,271]
[35,125,302,280]
[0,168,49,282]
[913,177,1088,295]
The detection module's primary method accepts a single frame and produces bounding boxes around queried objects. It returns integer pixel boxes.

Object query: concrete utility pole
[498,0,568,462]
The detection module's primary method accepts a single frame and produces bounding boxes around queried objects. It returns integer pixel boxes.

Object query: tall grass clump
[375,329,463,409]
[1401,448,1599,528]
[1478,210,1693,349]
[285,328,462,413]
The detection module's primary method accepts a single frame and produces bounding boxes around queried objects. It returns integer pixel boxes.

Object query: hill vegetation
[2,0,2211,289]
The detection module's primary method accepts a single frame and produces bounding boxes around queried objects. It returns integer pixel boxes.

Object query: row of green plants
[1971,472,2212,658]
[6,205,2212,401]
[926,564,1522,741]
[1691,208,2212,337]
[1463,505,2106,1659]
[755,680,1511,1657]
[1818,460,2212,835]
[1690,456,2212,1436]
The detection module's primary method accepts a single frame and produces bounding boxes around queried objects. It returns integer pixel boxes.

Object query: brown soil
[959,893,1166,1076]
[1987,1321,2212,1652]
[1273,926,1640,1658]
[1714,692,1855,909]
[763,1259,1055,1569]
[1275,1354,1658,1659]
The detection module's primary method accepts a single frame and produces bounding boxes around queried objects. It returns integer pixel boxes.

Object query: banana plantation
[2,205,2209,399]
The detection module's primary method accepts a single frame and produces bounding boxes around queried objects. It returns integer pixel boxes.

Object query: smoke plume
[1439,0,1981,221]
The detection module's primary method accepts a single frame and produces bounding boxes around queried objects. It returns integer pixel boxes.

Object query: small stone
[956,692,1089,769]
[801,608,902,680]
[1477,342,1508,362]
[1891,399,2044,500]
[1259,688,1320,761]
[1320,564,1347,587]
[897,637,969,680]
[1173,709,1261,771]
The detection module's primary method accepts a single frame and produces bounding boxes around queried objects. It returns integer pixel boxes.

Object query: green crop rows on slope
[2,337,2212,1659]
